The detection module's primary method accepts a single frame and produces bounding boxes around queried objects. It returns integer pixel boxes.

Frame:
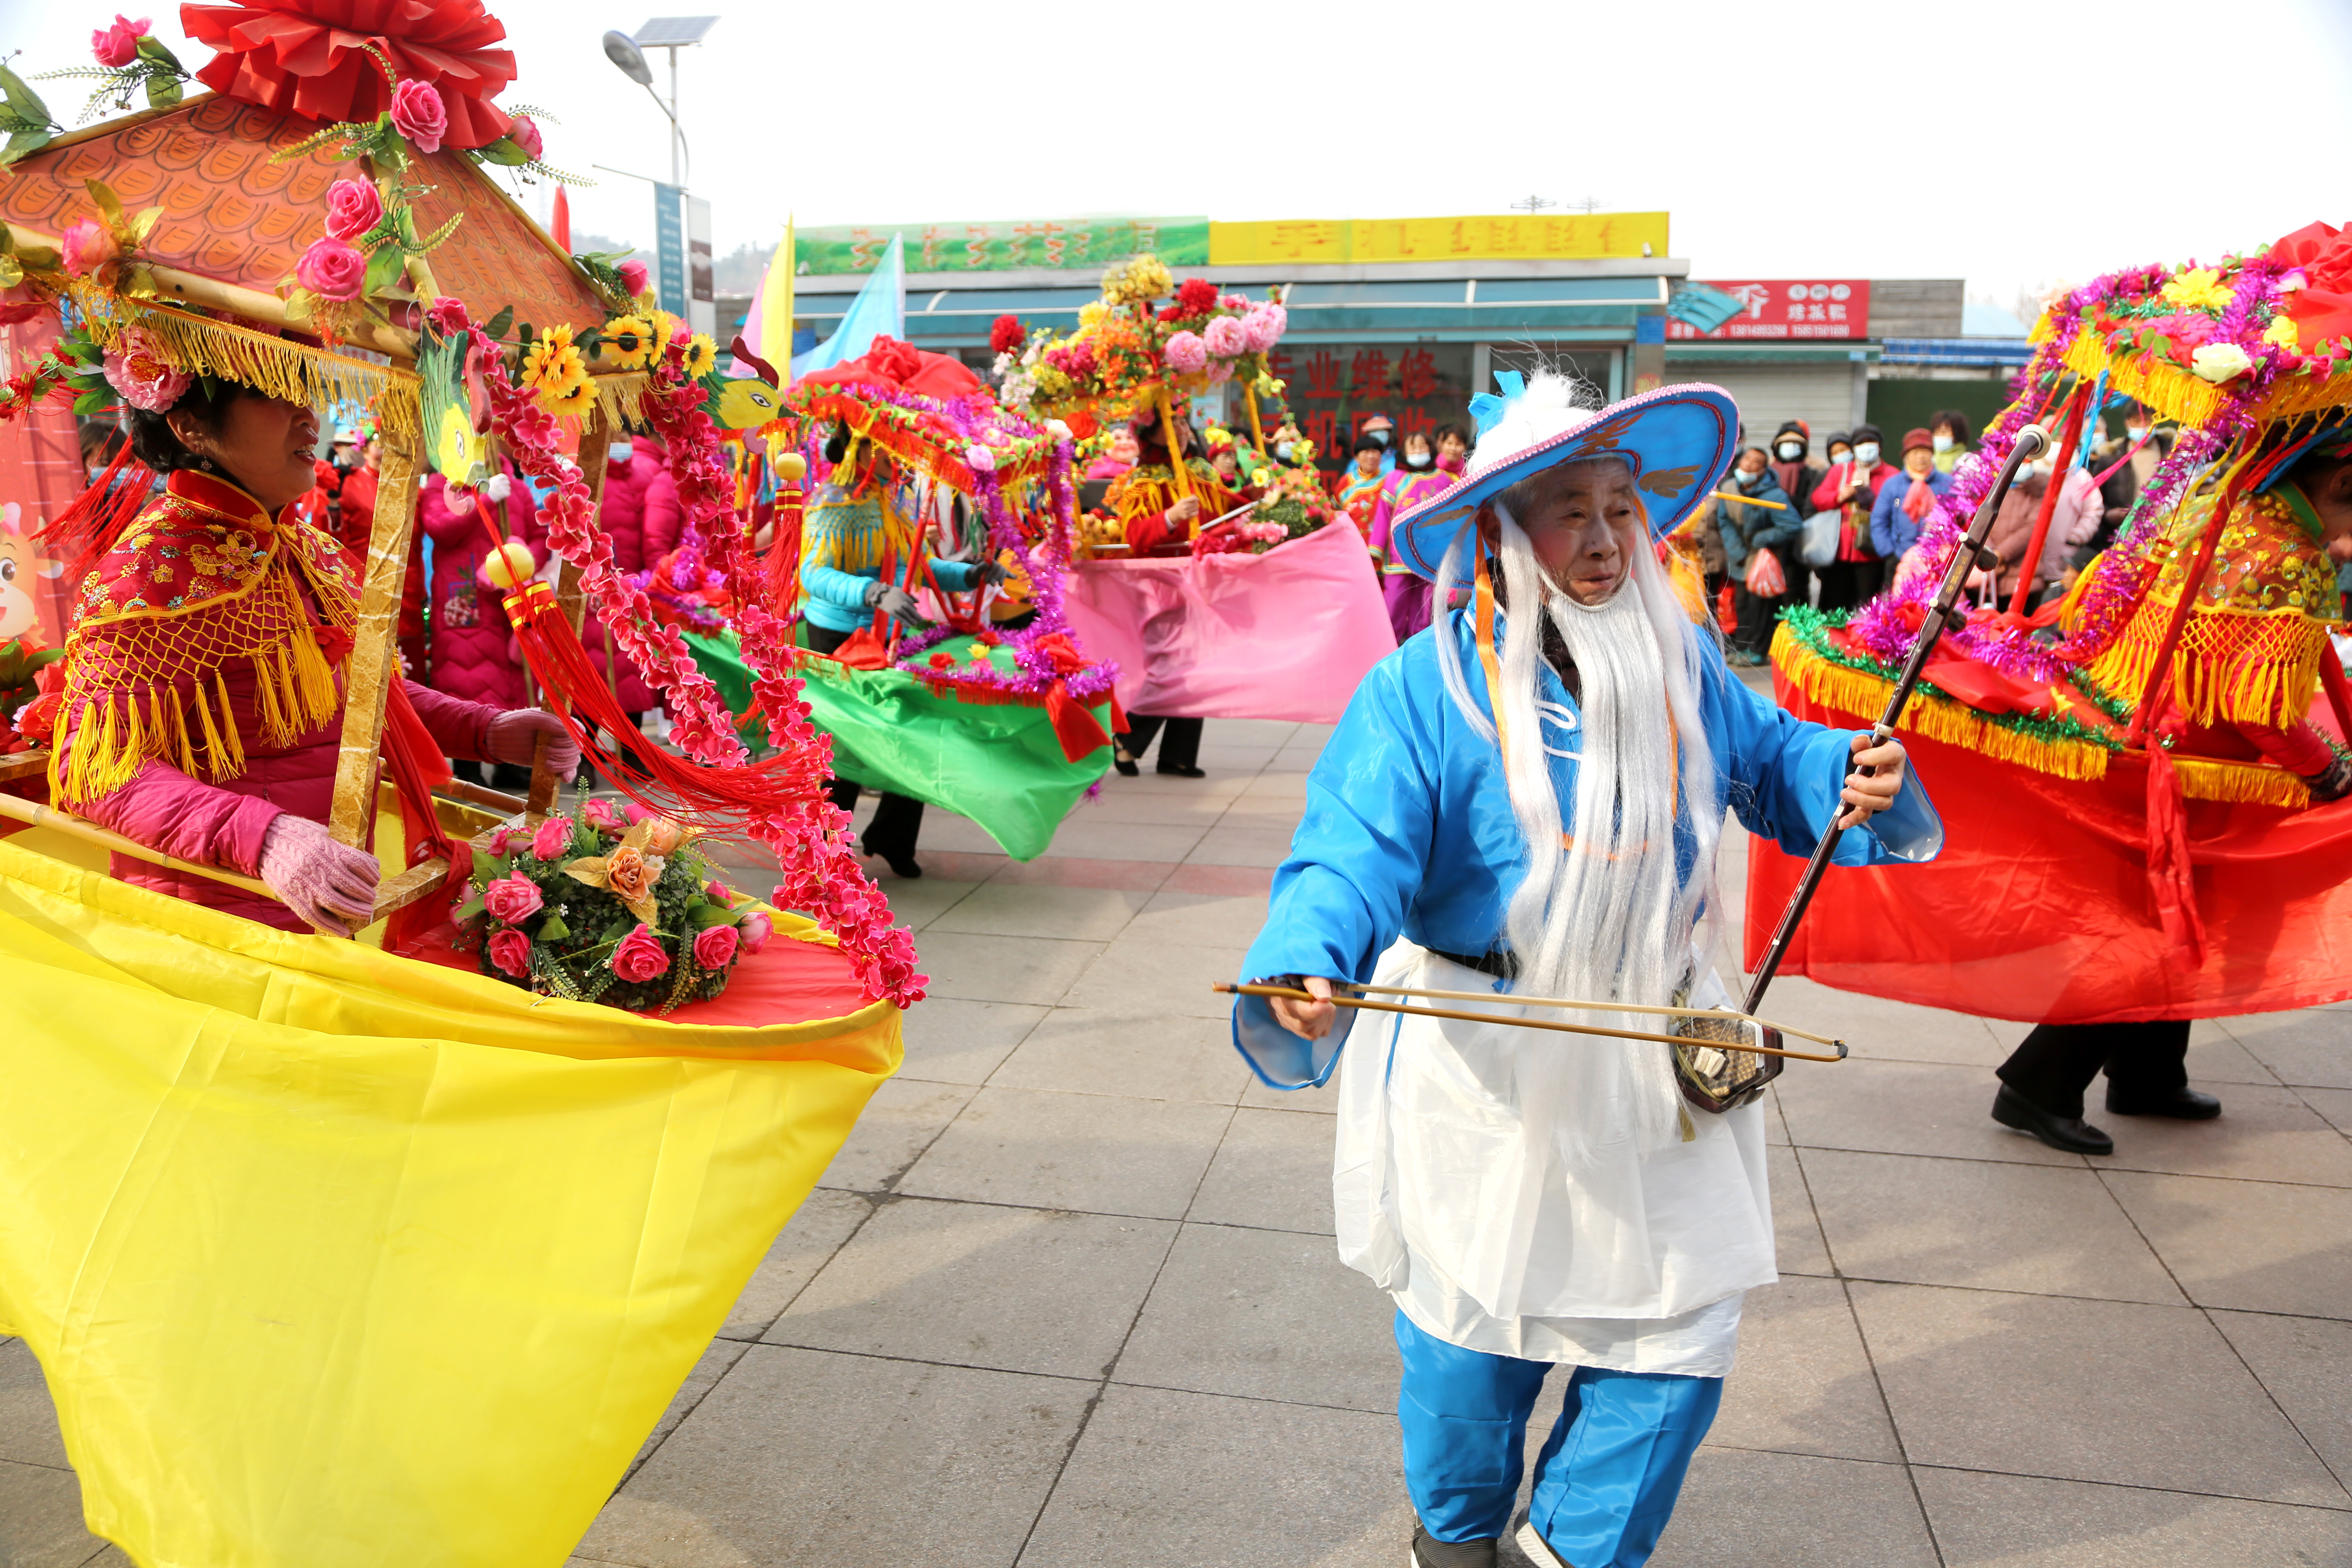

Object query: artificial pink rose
[583,797,625,834]
[530,815,574,860]
[389,78,448,154]
[623,800,656,824]
[1203,314,1246,358]
[60,218,119,280]
[488,927,533,978]
[737,910,773,954]
[295,235,367,301]
[692,923,739,969]
[1163,330,1207,376]
[610,922,670,983]
[482,872,544,924]
[91,14,148,67]
[324,178,383,243]
[704,878,733,905]
[489,826,518,857]
[101,325,192,413]
[427,296,471,337]
[616,258,650,296]
[508,113,543,161]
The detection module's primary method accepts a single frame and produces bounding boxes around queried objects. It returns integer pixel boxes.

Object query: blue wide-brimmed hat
[1388,376,1741,581]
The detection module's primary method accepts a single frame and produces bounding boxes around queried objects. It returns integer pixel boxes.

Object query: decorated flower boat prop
[0,12,922,1566]
[998,258,1397,725]
[664,336,1123,860]
[1748,227,2352,1023]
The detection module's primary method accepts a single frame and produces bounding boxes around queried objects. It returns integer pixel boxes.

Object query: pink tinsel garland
[1845,254,2291,683]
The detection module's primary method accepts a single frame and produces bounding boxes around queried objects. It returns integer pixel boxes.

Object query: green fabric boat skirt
[682,630,1111,861]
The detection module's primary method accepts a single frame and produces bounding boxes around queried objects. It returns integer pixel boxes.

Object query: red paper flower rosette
[181,0,518,149]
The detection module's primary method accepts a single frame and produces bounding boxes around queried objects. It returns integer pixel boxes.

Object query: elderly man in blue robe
[1230,373,1945,1568]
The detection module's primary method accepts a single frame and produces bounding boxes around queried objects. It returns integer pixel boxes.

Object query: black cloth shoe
[1992,1083,2114,1155]
[2106,1084,2222,1119]
[1411,1525,1497,1568]
[1112,748,1140,778]
[860,835,922,879]
[1155,763,1206,778]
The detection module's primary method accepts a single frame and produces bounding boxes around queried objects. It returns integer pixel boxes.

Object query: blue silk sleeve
[1708,647,1942,865]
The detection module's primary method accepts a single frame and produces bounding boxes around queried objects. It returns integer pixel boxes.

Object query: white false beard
[1488,510,1723,1164]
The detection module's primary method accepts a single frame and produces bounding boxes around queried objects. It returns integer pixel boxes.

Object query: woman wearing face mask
[2073,404,2170,580]
[1809,423,1896,611]
[580,433,683,728]
[1869,428,1958,569]
[1980,436,2100,608]
[1711,446,1798,665]
[1368,424,1469,641]
[419,450,546,792]
[1928,410,1974,474]
[1765,421,1823,611]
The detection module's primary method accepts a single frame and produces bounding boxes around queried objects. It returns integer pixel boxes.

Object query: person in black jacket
[1765,420,1826,610]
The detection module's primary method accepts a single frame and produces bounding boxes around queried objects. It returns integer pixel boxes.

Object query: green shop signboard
[797,217,1209,275]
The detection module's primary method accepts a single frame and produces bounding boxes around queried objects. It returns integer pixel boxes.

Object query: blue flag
[792,234,904,379]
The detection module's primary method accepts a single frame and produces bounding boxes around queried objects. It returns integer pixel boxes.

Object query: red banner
[1669,280,1871,341]
[1745,675,2352,1024]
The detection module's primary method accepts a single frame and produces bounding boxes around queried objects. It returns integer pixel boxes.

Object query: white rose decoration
[2190,342,2254,384]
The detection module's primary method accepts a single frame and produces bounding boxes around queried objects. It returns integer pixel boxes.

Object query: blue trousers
[1394,1311,1722,1566]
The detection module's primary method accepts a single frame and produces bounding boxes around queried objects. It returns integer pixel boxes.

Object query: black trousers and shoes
[807,622,927,878]
[1993,1019,2218,1154]
[1812,557,1884,614]
[1115,713,1204,777]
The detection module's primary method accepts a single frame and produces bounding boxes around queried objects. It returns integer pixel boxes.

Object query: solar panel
[631,15,719,45]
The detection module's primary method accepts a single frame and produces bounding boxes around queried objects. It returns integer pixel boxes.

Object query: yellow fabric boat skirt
[0,834,900,1568]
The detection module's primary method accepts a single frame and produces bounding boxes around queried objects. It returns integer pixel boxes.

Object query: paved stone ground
[8,714,2352,1567]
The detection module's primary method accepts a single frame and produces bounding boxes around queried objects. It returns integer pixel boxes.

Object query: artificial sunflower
[681,333,717,379]
[522,325,589,402]
[598,314,655,371]
[542,376,598,419]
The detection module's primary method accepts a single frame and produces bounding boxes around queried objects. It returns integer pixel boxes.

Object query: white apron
[1333,940,1775,1374]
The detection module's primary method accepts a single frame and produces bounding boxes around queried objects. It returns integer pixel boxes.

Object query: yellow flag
[759,216,795,385]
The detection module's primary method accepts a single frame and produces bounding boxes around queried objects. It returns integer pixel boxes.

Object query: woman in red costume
[38,371,575,938]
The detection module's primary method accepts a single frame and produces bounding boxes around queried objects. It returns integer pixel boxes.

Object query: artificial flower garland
[437,297,926,1005]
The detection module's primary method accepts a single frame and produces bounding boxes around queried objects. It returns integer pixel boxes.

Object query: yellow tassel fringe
[2060,321,2352,428]
[71,287,424,443]
[2171,755,2313,808]
[1771,626,2112,783]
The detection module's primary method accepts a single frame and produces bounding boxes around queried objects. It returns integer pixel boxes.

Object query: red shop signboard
[1666,280,1871,341]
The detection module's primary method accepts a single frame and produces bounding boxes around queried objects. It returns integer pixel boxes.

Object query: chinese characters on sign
[1265,343,1474,474]
[1666,280,1872,341]
[797,218,1212,275]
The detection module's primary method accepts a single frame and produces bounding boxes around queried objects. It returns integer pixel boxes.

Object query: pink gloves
[257,813,382,938]
[484,707,582,779]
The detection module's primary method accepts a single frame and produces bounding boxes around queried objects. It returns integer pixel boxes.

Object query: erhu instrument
[1216,424,2053,1112]
[1741,421,2052,1016]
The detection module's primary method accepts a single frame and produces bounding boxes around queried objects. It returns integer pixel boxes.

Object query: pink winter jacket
[421,461,543,710]
[581,437,682,715]
[66,673,502,930]
[49,472,508,931]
